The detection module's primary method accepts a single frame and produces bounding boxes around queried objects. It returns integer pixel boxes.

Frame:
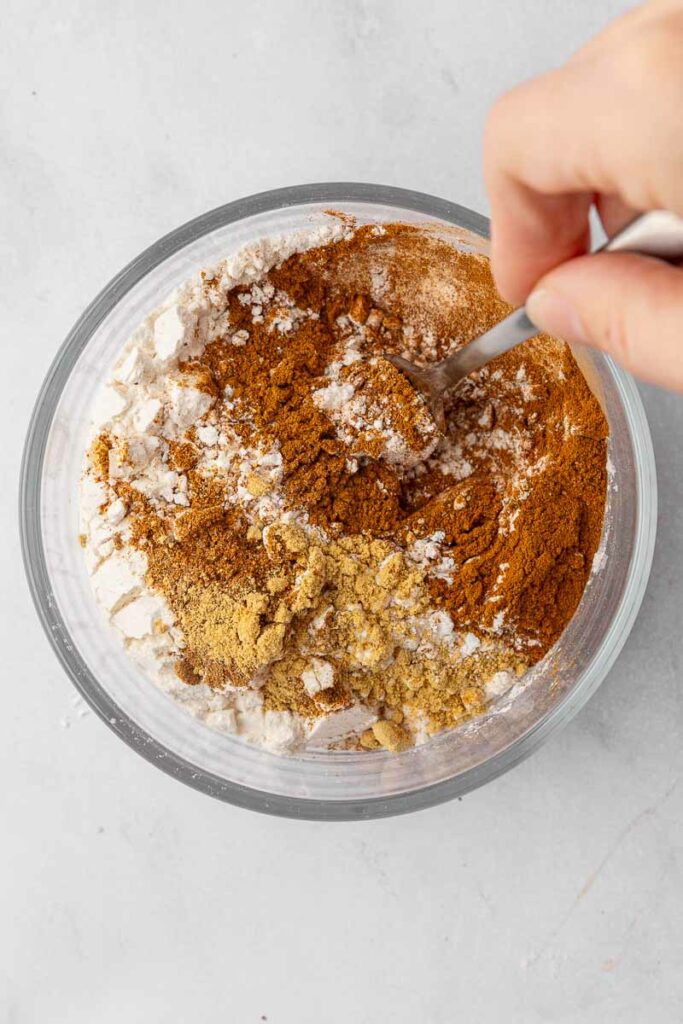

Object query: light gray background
[2,2,681,1022]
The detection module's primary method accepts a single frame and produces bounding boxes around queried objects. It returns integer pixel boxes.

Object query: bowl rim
[19,182,657,820]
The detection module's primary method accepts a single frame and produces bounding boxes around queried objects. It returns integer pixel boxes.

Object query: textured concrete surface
[2,2,681,1021]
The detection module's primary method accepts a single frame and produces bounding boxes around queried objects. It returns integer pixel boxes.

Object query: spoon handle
[437,209,683,384]
[599,209,683,260]
[443,307,537,380]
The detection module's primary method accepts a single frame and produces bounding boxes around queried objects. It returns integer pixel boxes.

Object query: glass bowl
[20,183,657,820]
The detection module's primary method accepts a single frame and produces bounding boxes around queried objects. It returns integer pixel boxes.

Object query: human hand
[484,0,683,390]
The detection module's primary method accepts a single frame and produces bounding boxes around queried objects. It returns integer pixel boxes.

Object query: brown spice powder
[89,433,112,482]
[190,224,607,660]
[324,355,439,464]
[91,221,608,747]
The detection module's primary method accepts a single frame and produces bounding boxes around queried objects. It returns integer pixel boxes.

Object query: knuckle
[602,305,637,373]
[602,288,651,376]
[616,21,683,90]
[483,96,509,161]
[484,86,523,152]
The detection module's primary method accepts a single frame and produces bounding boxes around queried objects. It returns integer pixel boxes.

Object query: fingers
[484,8,683,305]
[526,252,683,391]
[483,59,615,304]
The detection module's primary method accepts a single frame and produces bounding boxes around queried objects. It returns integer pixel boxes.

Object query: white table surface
[2,2,682,1021]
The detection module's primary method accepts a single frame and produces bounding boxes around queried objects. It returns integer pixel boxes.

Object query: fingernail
[526,288,587,343]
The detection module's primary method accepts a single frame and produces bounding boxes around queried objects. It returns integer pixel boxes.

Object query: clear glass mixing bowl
[20,184,657,820]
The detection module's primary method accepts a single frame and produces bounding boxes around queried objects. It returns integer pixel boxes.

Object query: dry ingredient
[80,218,607,753]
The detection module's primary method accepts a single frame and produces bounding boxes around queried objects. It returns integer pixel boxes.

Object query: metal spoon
[386,210,683,431]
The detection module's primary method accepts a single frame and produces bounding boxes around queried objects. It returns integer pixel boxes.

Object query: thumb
[525,252,683,391]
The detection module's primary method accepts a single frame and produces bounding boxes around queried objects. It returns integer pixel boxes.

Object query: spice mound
[80,219,608,753]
